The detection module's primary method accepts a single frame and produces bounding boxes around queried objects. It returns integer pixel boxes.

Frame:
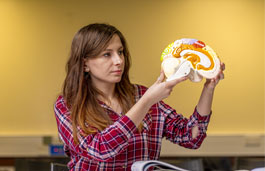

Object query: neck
[94,82,116,102]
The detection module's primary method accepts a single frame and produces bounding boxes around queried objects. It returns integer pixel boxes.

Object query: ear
[84,66,90,72]
[84,58,90,72]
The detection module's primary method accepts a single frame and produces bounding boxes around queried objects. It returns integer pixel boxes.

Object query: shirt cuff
[194,106,212,123]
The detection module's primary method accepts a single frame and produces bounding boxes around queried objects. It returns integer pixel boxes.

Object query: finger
[166,76,188,88]
[215,78,220,85]
[221,62,225,71]
[211,78,219,85]
[156,70,165,83]
[217,68,224,80]
[219,72,224,80]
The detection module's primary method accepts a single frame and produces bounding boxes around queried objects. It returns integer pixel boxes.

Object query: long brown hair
[63,23,135,144]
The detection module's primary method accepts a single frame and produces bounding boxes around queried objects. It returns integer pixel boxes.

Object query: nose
[113,53,122,65]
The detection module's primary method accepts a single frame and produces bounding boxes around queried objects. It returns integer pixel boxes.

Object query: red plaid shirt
[54,85,211,171]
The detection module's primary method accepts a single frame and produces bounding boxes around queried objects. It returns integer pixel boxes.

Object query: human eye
[118,49,124,56]
[103,52,111,57]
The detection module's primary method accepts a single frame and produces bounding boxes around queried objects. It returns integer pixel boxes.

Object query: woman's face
[84,34,125,87]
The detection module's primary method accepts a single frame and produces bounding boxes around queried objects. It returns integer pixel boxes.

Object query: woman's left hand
[204,62,225,90]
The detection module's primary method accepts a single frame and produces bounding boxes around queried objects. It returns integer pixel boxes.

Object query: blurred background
[0,0,264,170]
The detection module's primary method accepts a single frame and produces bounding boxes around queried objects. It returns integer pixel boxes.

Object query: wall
[0,0,264,136]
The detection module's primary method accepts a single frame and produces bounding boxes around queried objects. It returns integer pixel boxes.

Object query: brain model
[161,38,220,82]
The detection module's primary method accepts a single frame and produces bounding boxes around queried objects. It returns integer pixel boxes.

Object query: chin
[108,78,122,84]
[114,78,122,83]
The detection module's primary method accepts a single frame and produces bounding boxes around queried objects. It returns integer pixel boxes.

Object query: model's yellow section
[0,0,264,136]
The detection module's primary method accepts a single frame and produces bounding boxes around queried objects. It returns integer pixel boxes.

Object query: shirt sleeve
[54,96,137,162]
[160,101,211,149]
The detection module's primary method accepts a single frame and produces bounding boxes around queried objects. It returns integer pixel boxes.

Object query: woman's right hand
[143,71,188,106]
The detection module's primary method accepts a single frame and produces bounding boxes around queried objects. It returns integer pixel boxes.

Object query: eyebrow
[103,46,124,52]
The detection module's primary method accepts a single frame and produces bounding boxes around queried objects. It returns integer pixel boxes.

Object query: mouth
[111,70,123,75]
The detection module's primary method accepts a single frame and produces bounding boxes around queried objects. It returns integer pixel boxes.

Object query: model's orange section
[172,44,214,71]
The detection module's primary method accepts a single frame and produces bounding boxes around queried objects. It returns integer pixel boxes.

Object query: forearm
[126,71,188,126]
[125,95,152,126]
[56,114,137,161]
[196,85,215,116]
[161,102,211,149]
[196,62,225,116]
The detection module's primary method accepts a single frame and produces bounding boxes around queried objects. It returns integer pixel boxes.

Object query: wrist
[140,94,154,108]
[203,83,215,93]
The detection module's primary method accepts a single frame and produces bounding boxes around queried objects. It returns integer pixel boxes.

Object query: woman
[54,23,225,170]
